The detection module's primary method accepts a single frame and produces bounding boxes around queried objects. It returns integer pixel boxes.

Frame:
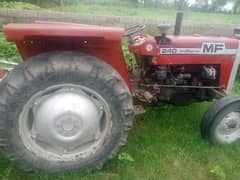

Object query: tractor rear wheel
[201,96,240,145]
[0,51,133,172]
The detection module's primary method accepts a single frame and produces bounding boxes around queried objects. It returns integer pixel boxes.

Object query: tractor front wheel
[0,51,133,172]
[201,96,240,145]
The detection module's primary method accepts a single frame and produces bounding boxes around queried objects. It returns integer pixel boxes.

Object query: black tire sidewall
[201,96,240,145]
[209,101,240,145]
[0,51,133,172]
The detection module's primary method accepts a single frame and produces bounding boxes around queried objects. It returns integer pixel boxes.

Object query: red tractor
[0,20,239,172]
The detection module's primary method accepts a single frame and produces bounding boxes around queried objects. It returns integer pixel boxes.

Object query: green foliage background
[0,33,20,62]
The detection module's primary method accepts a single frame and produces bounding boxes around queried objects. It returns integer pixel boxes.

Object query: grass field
[1,31,240,180]
[53,4,240,24]
[1,101,240,180]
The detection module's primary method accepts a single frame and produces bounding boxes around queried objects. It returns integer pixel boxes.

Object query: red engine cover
[129,34,240,91]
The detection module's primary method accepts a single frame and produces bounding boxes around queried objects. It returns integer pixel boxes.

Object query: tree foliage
[1,0,239,13]
[234,0,240,13]
[211,0,228,11]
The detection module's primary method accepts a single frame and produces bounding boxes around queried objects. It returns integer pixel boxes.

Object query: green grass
[1,32,240,180]
[53,4,240,24]
[0,33,21,63]
[0,1,41,10]
[1,102,240,179]
[0,33,20,70]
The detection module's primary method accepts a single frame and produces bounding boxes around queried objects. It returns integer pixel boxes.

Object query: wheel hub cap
[59,116,77,132]
[32,90,102,151]
[216,112,240,144]
[56,115,80,137]
[19,84,111,161]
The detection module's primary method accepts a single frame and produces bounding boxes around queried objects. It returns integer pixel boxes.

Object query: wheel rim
[215,112,240,144]
[19,84,112,161]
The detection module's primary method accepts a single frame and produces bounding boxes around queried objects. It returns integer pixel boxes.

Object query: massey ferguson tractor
[0,20,239,173]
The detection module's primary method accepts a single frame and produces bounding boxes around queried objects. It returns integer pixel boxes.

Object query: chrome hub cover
[56,115,81,136]
[19,84,111,161]
[215,112,240,144]
[33,90,101,150]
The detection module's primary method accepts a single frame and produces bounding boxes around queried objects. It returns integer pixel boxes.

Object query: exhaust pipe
[174,0,184,35]
[174,11,183,35]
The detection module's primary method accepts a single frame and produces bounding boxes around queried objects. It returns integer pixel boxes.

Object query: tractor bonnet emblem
[146,44,153,52]
[202,42,225,53]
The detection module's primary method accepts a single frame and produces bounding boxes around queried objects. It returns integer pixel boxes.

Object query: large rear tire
[0,51,134,172]
[201,96,240,145]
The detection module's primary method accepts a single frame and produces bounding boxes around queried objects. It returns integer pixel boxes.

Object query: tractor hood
[129,34,239,56]
[161,35,239,52]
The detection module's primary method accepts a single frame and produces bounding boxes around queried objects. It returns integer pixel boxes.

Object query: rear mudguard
[3,21,131,89]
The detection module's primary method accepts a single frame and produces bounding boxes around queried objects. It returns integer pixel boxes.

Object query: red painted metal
[3,21,239,91]
[3,21,131,89]
[129,34,239,89]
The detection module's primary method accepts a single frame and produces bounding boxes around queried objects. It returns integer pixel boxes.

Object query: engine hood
[164,35,239,49]
[158,35,239,55]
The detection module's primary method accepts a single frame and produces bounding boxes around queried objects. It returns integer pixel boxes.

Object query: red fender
[3,21,131,89]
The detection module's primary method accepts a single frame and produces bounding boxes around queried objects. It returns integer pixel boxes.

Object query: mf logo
[202,42,225,53]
